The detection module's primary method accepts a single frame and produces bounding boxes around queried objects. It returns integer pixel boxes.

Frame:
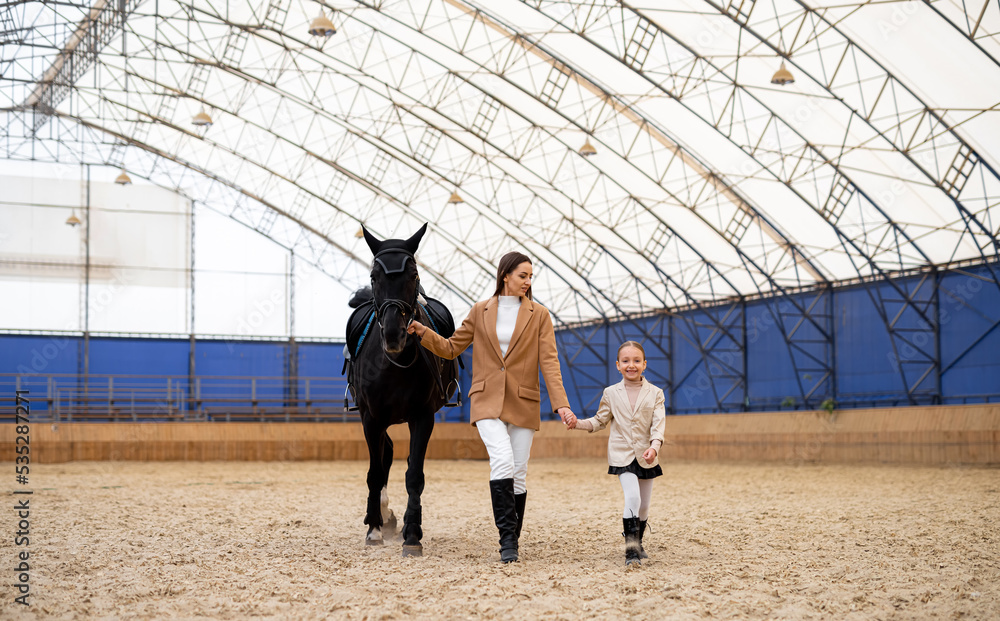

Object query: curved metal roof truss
[1,0,997,330]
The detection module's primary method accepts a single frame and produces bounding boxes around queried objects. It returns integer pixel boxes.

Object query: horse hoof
[365,526,384,546]
[401,544,423,558]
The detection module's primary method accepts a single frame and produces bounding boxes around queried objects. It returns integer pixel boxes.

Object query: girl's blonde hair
[616,340,646,360]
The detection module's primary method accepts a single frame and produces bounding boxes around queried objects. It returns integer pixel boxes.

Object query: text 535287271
[14,390,32,606]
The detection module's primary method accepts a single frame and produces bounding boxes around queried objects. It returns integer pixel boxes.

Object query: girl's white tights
[618,472,654,519]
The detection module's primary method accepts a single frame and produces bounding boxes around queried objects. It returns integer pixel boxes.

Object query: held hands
[557,407,577,429]
[405,320,427,337]
[642,446,658,462]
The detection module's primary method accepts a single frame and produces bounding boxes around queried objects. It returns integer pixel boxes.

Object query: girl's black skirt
[608,458,662,479]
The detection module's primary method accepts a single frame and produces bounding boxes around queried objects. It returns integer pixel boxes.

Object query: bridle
[371,247,420,368]
[362,244,459,405]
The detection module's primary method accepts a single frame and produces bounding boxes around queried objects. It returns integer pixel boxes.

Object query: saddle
[343,294,462,410]
[345,294,457,360]
[346,298,376,361]
[418,296,456,342]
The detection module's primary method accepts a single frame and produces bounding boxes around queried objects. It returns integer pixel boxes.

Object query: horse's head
[362,223,427,354]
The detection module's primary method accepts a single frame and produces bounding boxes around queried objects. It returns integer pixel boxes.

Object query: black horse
[344,223,459,557]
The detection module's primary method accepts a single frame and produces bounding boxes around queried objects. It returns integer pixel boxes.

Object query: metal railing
[0,373,355,422]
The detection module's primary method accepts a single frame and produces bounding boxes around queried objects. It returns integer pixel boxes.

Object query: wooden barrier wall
[2,404,997,465]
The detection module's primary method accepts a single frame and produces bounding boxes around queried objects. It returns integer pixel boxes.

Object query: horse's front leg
[362,418,392,545]
[401,412,435,557]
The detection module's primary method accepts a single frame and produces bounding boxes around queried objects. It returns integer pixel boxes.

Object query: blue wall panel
[5,262,998,420]
[672,311,712,414]
[296,342,343,379]
[607,315,671,404]
[746,299,799,407]
[555,323,610,416]
[783,291,834,404]
[0,334,81,376]
[672,306,744,414]
[194,340,286,377]
[294,342,347,414]
[884,275,938,399]
[88,338,190,376]
[940,266,1000,403]
[835,284,904,403]
[194,340,288,403]
[537,347,579,420]
[0,335,82,412]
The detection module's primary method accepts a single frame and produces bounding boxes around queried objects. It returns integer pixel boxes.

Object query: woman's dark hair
[493,251,533,300]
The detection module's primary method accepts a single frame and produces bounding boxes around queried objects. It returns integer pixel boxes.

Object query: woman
[406,251,576,563]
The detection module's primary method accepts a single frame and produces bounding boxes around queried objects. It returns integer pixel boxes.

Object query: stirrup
[444,376,462,408]
[344,385,359,412]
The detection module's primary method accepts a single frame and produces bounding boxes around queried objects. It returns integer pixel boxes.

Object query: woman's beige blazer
[417,296,570,430]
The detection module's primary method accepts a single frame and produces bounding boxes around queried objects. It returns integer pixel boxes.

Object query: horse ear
[403,223,428,254]
[362,226,382,256]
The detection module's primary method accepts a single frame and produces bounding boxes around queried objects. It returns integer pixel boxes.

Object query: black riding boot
[514,492,527,541]
[489,479,519,563]
[623,517,642,567]
[638,519,649,559]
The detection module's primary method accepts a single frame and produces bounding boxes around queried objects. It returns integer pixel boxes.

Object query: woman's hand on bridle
[406,319,427,337]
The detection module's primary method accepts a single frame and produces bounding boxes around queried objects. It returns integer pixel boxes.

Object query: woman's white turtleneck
[496,296,521,357]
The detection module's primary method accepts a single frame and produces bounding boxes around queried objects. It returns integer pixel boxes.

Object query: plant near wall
[820,399,836,415]
[780,396,797,409]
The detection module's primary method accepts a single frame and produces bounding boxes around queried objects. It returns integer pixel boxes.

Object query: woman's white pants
[476,418,535,494]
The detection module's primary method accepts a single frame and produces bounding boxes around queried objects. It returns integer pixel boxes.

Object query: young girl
[567,340,665,567]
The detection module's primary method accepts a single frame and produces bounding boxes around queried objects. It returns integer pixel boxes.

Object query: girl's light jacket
[579,378,666,469]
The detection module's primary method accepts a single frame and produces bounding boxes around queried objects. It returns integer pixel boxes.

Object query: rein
[379,330,420,368]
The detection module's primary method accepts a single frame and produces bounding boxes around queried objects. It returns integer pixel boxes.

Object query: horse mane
[349,286,373,308]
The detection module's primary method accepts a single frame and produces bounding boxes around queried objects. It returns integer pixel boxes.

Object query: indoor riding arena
[2,2,999,620]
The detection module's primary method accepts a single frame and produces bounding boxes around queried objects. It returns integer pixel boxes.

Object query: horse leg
[401,412,434,557]
[380,434,397,537]
[362,420,391,545]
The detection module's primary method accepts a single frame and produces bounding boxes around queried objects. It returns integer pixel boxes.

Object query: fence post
[252,378,258,420]
[305,378,314,421]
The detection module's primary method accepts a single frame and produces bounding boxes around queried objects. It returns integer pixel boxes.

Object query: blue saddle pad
[346,300,376,359]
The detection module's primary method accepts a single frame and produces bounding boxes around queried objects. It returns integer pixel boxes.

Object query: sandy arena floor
[1,458,997,620]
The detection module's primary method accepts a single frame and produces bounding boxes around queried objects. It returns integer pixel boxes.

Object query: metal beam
[24,0,142,134]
